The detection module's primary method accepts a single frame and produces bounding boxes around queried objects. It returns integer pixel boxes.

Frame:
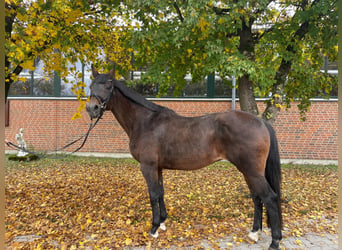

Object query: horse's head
[86,67,115,120]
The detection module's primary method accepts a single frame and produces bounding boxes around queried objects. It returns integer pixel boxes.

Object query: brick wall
[5,98,338,160]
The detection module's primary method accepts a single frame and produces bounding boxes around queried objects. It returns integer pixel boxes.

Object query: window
[8,69,34,96]
[9,54,336,99]
[128,72,235,98]
[61,62,92,97]
[8,59,92,97]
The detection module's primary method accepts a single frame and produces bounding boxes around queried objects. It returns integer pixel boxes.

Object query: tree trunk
[238,75,259,115]
[5,3,17,102]
[5,57,23,102]
[261,59,289,124]
[262,98,281,125]
[5,82,10,102]
[237,19,259,116]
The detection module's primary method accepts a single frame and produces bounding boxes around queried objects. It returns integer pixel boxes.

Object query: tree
[123,0,337,122]
[5,0,133,118]
[6,0,337,122]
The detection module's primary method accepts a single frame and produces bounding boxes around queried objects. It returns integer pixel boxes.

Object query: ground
[5,157,338,249]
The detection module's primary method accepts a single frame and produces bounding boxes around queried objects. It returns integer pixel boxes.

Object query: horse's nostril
[86,104,98,111]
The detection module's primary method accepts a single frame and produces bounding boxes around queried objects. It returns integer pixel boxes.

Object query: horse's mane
[114,80,170,112]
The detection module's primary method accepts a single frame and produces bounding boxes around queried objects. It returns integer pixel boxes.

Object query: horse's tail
[263,121,282,228]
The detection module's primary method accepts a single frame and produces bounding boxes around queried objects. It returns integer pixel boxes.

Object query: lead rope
[5,115,102,159]
[6,79,115,159]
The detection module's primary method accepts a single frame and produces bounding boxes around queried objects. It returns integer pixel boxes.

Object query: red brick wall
[5,98,338,160]
[274,101,338,160]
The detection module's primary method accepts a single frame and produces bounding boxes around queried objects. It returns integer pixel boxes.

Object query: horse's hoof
[248,230,259,242]
[268,240,280,250]
[268,247,280,250]
[160,222,166,231]
[150,230,159,238]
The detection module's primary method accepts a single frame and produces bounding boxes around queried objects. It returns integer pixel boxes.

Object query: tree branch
[212,6,231,15]
[173,2,184,22]
[263,0,326,122]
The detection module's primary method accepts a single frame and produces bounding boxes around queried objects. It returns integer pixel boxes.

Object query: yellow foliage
[217,17,225,25]
[6,0,133,119]
[197,17,210,32]
[275,103,283,109]
[20,60,35,71]
[5,0,16,4]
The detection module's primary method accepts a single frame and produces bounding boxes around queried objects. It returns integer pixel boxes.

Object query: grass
[6,154,337,171]
[5,155,139,169]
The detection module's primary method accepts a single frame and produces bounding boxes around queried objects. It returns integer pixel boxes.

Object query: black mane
[114,80,170,112]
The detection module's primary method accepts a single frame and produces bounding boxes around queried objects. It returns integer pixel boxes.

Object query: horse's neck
[110,88,151,136]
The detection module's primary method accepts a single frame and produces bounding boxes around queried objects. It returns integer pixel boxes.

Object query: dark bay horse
[86,68,282,250]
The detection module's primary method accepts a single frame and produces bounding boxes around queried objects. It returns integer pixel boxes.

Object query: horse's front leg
[141,164,167,238]
[158,168,167,231]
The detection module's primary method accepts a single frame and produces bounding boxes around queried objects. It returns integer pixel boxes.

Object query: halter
[90,80,115,114]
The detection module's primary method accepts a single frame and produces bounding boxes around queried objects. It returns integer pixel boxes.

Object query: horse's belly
[157,129,223,170]
[159,150,222,170]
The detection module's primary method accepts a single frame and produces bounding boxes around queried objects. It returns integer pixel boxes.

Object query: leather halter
[90,80,115,113]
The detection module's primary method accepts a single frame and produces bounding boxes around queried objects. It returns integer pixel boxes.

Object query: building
[5,60,338,164]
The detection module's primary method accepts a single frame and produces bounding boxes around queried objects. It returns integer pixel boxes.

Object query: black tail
[263,121,282,228]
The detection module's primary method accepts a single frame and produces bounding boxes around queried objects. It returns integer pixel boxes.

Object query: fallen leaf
[5,158,337,248]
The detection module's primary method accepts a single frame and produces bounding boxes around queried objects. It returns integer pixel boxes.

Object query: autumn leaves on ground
[6,157,337,249]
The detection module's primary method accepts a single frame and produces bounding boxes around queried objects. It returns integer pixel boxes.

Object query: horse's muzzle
[86,102,103,120]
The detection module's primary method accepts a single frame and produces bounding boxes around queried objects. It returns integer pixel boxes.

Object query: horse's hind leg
[245,175,282,250]
[248,194,263,242]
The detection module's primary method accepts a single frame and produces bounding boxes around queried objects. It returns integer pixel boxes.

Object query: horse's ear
[91,65,99,78]
[109,68,115,79]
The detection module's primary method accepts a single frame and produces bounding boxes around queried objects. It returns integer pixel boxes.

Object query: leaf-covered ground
[6,157,337,249]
